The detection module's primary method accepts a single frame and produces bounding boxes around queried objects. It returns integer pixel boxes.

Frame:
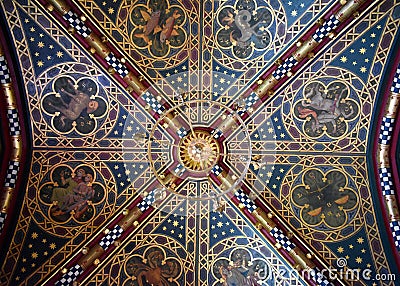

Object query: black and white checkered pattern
[174,164,186,176]
[211,129,223,139]
[7,109,20,136]
[391,65,400,93]
[105,53,129,77]
[211,164,223,176]
[0,212,6,235]
[4,161,20,188]
[237,92,259,116]
[177,127,187,138]
[272,56,297,80]
[379,167,395,195]
[142,91,165,115]
[55,264,83,286]
[312,14,340,42]
[99,225,124,250]
[63,10,92,38]
[270,227,296,251]
[310,268,331,286]
[390,221,400,251]
[379,117,395,145]
[234,189,257,213]
[0,55,10,84]
[137,190,156,212]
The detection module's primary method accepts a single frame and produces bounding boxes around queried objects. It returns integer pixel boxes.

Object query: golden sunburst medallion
[179,130,220,171]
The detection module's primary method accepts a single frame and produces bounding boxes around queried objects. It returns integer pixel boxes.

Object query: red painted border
[371,49,400,272]
[0,24,29,249]
[390,84,400,205]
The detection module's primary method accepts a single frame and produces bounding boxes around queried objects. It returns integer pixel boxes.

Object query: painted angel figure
[47,79,99,127]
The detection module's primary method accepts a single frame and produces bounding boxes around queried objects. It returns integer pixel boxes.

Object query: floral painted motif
[130,0,187,58]
[215,0,274,59]
[42,76,107,135]
[124,246,182,286]
[39,165,105,224]
[291,168,358,229]
[294,80,359,139]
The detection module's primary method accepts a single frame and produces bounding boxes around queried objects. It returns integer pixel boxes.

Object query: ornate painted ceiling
[1,0,400,285]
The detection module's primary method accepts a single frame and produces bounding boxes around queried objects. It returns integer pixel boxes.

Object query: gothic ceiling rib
[1,0,400,285]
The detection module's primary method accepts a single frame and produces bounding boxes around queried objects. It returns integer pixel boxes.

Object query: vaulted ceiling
[1,0,400,285]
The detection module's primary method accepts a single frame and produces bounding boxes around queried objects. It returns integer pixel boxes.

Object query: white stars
[291,10,298,17]
[359,47,367,54]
